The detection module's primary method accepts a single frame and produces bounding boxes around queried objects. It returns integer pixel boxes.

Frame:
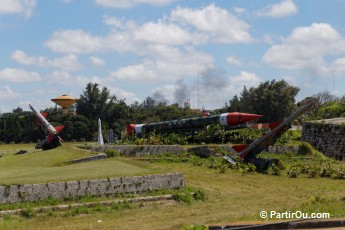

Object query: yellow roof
[51,94,77,108]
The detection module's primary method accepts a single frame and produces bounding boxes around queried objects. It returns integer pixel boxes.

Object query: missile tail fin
[232,144,249,153]
[54,125,64,133]
[269,121,282,130]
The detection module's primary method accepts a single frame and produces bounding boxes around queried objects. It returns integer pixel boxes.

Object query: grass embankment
[0,143,158,184]
[0,142,344,230]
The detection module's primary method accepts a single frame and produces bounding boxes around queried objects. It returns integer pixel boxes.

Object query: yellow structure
[51,94,77,114]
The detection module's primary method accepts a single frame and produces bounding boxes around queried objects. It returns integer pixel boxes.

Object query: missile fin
[232,144,249,153]
[47,134,55,144]
[269,121,282,130]
[54,125,65,133]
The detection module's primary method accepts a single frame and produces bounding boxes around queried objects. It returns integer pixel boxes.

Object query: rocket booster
[230,103,313,161]
[126,112,262,135]
[29,104,64,146]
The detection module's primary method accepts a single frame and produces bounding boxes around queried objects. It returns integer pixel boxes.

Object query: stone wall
[302,122,345,160]
[0,173,184,204]
[69,153,107,164]
[93,144,303,157]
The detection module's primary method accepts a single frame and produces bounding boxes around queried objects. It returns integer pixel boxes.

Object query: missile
[224,103,313,169]
[29,104,64,150]
[126,112,262,135]
[97,118,104,146]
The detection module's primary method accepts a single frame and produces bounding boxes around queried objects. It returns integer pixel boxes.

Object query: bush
[20,208,36,219]
[105,149,120,158]
[298,142,314,155]
[268,163,282,176]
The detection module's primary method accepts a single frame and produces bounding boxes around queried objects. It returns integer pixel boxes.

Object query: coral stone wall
[0,173,185,204]
[302,122,345,160]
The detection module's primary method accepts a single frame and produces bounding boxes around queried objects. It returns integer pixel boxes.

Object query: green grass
[0,143,158,184]
[0,143,344,229]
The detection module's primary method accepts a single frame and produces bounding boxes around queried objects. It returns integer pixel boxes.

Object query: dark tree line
[0,81,344,144]
[217,80,300,122]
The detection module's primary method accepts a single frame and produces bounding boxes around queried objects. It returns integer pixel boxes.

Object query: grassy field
[0,143,344,230]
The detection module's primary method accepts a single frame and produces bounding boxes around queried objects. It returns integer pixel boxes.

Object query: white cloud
[0,85,20,99]
[90,56,106,67]
[45,21,194,54]
[108,86,140,104]
[233,7,246,15]
[230,71,261,86]
[47,71,108,87]
[110,46,213,82]
[256,0,297,18]
[133,21,193,46]
[227,55,243,66]
[45,4,253,56]
[332,58,345,75]
[94,0,176,9]
[0,0,36,19]
[103,15,124,28]
[11,50,82,71]
[45,29,105,54]
[0,68,41,82]
[263,23,345,73]
[171,4,253,44]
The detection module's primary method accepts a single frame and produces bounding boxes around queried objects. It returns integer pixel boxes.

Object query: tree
[77,83,114,120]
[228,80,300,122]
[76,83,116,134]
[298,91,340,119]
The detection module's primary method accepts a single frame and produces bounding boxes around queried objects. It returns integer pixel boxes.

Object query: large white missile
[29,104,64,150]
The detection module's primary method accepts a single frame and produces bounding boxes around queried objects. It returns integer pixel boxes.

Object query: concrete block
[77,180,88,197]
[47,182,66,199]
[66,181,79,197]
[0,186,6,204]
[7,185,19,203]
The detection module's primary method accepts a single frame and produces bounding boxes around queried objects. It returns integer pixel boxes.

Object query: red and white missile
[29,104,64,149]
[223,103,313,169]
[126,112,262,135]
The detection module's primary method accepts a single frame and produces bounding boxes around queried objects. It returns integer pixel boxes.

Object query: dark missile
[126,112,262,135]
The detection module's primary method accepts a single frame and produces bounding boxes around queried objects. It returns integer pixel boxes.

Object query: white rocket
[29,104,64,150]
[97,118,104,146]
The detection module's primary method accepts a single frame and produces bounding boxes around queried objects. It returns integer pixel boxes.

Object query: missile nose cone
[239,113,262,123]
[222,112,262,126]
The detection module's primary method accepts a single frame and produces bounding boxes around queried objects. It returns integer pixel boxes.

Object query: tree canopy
[1,80,344,144]
[226,80,300,122]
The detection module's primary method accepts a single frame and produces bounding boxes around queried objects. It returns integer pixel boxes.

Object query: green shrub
[105,149,120,158]
[298,142,314,155]
[268,163,282,176]
[20,208,36,219]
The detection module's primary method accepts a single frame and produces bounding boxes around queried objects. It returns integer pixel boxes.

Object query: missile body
[224,103,313,169]
[30,104,59,136]
[29,104,64,150]
[126,112,262,135]
[97,118,104,146]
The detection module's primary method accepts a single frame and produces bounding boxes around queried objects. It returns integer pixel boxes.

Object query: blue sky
[1,0,345,112]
